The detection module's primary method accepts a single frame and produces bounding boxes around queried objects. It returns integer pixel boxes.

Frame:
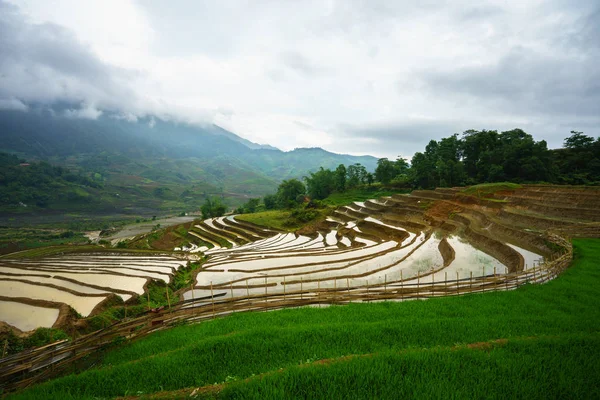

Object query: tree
[395,158,410,175]
[357,164,369,184]
[564,131,595,149]
[346,164,361,188]
[375,158,396,184]
[553,131,600,183]
[263,194,277,210]
[305,167,336,200]
[201,197,226,219]
[276,179,306,208]
[237,198,260,214]
[334,164,347,192]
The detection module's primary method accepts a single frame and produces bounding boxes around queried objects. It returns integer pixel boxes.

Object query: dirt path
[105,216,197,242]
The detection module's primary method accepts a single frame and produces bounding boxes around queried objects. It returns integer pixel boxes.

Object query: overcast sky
[1,0,598,159]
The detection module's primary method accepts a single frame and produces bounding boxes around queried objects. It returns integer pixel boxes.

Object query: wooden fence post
[334,278,337,303]
[191,283,196,315]
[444,271,447,294]
[318,280,321,307]
[400,270,403,300]
[456,271,460,295]
[347,278,350,303]
[210,281,215,319]
[166,286,171,311]
[384,274,387,295]
[494,266,497,291]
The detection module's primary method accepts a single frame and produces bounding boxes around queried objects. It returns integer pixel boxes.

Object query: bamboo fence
[0,238,572,393]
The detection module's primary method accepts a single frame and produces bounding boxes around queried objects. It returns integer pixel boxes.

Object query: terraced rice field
[181,185,600,305]
[1,185,597,333]
[0,255,186,330]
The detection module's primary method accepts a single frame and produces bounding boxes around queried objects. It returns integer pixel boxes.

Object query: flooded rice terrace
[0,197,547,332]
[0,255,187,331]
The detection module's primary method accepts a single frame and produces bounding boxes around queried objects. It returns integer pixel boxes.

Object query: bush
[290,208,319,223]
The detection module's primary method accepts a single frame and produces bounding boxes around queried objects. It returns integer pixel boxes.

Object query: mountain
[210,124,279,151]
[0,107,378,219]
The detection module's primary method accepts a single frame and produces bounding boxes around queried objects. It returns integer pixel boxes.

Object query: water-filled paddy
[0,301,60,331]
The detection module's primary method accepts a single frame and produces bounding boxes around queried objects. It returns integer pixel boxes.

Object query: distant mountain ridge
[0,108,378,200]
[209,124,279,151]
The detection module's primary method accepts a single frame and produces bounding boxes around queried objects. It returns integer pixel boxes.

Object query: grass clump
[322,187,406,207]
[236,209,323,232]
[462,182,522,197]
[3,328,70,356]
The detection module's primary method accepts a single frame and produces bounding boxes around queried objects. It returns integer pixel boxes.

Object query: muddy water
[0,301,59,331]
[425,236,507,281]
[13,262,177,275]
[201,241,398,274]
[48,273,147,294]
[0,275,110,296]
[507,244,544,270]
[0,281,106,317]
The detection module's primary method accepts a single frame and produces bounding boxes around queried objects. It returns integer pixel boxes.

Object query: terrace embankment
[176,186,587,307]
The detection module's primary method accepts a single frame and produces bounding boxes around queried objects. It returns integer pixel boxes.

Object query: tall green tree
[305,167,336,200]
[201,197,226,219]
[334,164,347,192]
[276,179,306,208]
[375,158,396,184]
[346,164,362,188]
[263,194,277,210]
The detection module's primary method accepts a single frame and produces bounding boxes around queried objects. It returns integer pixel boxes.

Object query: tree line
[234,129,599,213]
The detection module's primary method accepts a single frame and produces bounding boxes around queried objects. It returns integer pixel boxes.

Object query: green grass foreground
[8,239,600,399]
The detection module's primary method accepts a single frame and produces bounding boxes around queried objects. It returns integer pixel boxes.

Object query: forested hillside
[235,129,599,217]
[408,129,600,188]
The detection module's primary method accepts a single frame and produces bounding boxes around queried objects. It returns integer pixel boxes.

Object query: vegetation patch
[8,239,600,399]
[462,182,523,198]
[321,187,407,207]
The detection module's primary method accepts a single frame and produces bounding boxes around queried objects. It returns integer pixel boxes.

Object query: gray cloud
[1,0,598,158]
[335,120,466,159]
[0,0,138,116]
[420,46,600,117]
[0,97,28,111]
[64,103,103,119]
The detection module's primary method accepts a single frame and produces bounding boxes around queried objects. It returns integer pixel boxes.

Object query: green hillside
[0,109,378,227]
[0,109,377,193]
[8,238,600,399]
